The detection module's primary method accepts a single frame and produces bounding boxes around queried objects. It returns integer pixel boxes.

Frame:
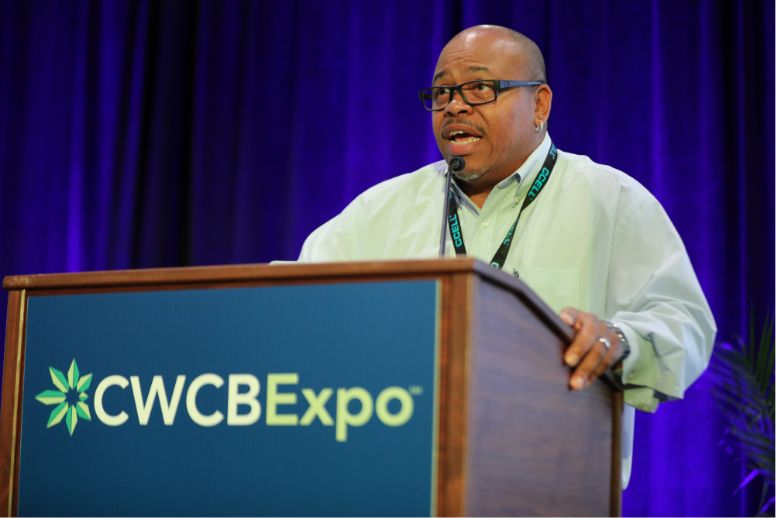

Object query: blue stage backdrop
[0,1,773,516]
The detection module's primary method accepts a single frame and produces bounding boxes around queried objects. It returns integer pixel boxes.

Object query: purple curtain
[0,0,773,515]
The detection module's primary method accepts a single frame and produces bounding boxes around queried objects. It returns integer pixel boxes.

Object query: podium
[0,258,622,516]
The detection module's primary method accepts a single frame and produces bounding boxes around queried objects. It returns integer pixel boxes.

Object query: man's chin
[453,168,487,182]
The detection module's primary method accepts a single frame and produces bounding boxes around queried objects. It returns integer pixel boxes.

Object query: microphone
[449,156,465,173]
[439,156,466,257]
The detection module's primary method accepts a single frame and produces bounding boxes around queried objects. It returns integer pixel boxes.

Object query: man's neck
[457,135,548,208]
[457,163,519,208]
[458,180,494,208]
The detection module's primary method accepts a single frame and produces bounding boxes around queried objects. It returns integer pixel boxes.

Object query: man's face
[432,33,539,182]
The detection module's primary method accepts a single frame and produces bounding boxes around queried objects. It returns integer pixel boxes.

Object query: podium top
[5,258,497,289]
[3,258,572,343]
[5,257,507,290]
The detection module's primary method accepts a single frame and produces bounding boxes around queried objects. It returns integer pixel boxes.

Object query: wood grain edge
[2,259,483,290]
[0,290,25,516]
[21,272,463,298]
[610,391,624,516]
[436,273,472,517]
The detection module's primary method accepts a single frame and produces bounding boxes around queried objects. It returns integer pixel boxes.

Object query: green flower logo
[35,359,93,435]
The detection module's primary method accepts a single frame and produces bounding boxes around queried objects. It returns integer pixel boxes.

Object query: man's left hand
[559,307,623,390]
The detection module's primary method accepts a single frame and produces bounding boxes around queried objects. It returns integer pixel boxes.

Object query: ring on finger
[597,336,612,352]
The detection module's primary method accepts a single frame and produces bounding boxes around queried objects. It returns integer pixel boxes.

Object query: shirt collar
[495,132,553,193]
[448,133,554,207]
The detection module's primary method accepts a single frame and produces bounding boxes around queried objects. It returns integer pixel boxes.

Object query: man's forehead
[433,65,491,83]
[433,32,525,82]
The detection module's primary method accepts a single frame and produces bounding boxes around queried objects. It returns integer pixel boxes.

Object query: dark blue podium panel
[20,280,440,516]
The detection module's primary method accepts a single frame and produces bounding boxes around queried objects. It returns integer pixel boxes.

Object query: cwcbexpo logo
[35,359,93,435]
[35,360,420,441]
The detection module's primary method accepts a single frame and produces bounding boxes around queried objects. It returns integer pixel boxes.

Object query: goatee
[453,168,487,182]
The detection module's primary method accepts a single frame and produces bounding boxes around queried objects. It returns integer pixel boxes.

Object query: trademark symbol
[409,385,423,395]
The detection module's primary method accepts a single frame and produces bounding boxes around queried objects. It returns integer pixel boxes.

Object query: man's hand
[559,307,623,390]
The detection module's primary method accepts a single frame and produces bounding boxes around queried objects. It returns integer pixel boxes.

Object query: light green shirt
[299,134,716,486]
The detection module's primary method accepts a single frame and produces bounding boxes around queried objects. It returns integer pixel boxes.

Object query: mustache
[442,119,485,134]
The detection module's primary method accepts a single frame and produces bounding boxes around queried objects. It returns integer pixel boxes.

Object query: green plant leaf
[711,312,774,515]
[77,373,92,393]
[67,359,80,390]
[35,390,66,406]
[75,401,91,421]
[47,403,69,428]
[66,405,78,436]
[49,367,68,393]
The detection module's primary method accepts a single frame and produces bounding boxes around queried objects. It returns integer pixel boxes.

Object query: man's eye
[462,82,488,92]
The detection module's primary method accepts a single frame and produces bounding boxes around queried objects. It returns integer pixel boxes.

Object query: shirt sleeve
[605,189,716,412]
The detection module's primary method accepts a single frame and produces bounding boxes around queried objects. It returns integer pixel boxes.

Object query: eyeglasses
[418,79,544,111]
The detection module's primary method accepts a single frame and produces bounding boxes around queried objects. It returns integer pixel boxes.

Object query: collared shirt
[299,133,716,486]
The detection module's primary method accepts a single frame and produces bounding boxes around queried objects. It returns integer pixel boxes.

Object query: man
[298,25,715,486]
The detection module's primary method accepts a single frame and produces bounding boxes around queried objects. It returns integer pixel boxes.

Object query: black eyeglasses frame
[418,79,545,112]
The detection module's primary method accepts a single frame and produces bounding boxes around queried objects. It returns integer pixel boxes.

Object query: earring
[534,120,544,132]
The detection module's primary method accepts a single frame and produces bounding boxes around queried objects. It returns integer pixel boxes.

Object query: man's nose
[445,90,473,115]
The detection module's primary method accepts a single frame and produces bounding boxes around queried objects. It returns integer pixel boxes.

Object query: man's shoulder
[298,161,445,261]
[557,150,656,204]
[354,160,446,203]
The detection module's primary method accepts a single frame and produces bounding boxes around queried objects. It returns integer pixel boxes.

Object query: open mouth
[445,130,481,144]
[443,126,483,155]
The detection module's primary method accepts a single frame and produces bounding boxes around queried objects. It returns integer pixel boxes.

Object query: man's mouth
[445,130,482,144]
[443,127,483,155]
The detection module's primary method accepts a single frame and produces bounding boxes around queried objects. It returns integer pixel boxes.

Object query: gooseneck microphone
[439,156,466,256]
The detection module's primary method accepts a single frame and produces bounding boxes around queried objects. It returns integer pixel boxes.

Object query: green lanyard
[447,142,558,270]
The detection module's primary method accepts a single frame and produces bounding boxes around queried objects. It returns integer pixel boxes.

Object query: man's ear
[534,84,553,124]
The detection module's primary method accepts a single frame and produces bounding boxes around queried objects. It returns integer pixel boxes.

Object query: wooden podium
[0,258,621,516]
